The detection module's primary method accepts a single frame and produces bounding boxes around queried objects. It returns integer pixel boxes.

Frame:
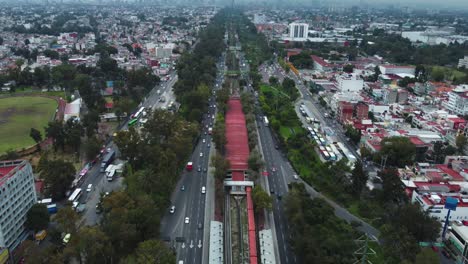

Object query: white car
[200,152,203,157]
[201,186,206,194]
[169,206,175,214]
[185,217,190,224]
[293,175,299,180]
[86,184,93,192]
[202,139,206,143]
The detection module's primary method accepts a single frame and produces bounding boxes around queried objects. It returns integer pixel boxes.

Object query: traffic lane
[82,176,124,226]
[182,143,208,264]
[261,131,291,264]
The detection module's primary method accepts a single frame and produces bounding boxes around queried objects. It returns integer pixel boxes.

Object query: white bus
[68,188,82,203]
[263,116,269,126]
[132,107,145,119]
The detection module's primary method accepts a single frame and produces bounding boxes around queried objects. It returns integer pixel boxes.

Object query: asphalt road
[256,60,381,243]
[76,69,179,225]
[257,116,298,264]
[160,55,225,264]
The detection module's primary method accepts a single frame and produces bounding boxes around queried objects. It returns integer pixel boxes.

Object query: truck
[101,150,115,173]
[106,165,116,182]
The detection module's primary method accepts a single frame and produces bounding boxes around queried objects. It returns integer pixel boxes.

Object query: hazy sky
[235,0,468,10]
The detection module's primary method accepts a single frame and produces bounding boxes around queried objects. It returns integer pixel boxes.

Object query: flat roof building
[0,160,37,250]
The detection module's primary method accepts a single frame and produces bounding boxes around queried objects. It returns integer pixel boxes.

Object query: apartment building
[0,160,37,250]
[446,86,468,116]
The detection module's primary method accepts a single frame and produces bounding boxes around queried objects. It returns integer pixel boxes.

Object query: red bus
[186,162,193,171]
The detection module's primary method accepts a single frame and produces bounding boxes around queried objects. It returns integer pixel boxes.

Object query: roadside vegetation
[19,10,228,263]
[237,9,442,263]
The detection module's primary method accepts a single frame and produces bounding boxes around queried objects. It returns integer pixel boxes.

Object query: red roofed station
[224,97,258,264]
[225,98,250,181]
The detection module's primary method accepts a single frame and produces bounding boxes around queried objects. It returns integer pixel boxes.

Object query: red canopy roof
[225,98,249,181]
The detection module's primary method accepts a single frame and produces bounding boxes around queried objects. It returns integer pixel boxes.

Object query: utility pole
[353,234,377,264]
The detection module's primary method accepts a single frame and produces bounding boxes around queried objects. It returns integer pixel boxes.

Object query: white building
[0,160,37,250]
[459,56,468,69]
[410,182,468,222]
[379,65,415,76]
[289,23,309,41]
[336,74,364,93]
[445,86,468,116]
[64,98,82,122]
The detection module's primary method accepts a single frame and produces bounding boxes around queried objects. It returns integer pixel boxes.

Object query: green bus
[128,118,138,127]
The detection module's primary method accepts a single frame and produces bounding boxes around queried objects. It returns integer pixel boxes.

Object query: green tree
[350,160,368,197]
[212,153,230,181]
[377,137,416,168]
[82,110,99,138]
[33,67,50,87]
[343,64,354,73]
[380,168,407,205]
[248,150,264,172]
[456,134,467,154]
[251,185,272,212]
[113,128,143,168]
[430,67,445,82]
[84,137,102,161]
[45,120,65,151]
[63,118,83,153]
[269,76,278,86]
[124,239,176,264]
[29,127,43,144]
[25,204,50,232]
[74,227,114,264]
[415,248,439,264]
[41,159,76,199]
[55,206,80,234]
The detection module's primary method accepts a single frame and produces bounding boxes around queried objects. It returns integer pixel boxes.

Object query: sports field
[0,96,58,154]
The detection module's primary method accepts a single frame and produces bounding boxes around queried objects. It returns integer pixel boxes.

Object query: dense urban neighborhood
[1,1,468,264]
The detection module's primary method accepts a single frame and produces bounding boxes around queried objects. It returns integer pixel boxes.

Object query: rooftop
[225,98,249,181]
[0,160,26,187]
[311,55,332,67]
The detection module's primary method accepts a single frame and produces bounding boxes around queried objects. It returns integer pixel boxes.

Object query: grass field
[0,96,57,154]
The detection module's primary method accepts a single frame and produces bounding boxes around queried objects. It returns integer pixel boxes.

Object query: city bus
[128,118,138,127]
[68,188,82,203]
[321,150,330,160]
[131,107,145,119]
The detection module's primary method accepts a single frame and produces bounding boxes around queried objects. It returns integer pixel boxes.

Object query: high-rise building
[289,22,309,41]
[0,160,37,250]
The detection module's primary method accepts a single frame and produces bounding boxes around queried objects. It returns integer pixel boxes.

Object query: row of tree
[173,12,225,122]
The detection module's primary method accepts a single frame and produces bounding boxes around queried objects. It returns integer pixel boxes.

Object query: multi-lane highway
[160,54,225,264]
[257,115,298,264]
